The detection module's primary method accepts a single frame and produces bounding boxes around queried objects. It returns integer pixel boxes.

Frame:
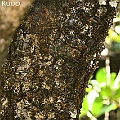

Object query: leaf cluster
[80,67,120,119]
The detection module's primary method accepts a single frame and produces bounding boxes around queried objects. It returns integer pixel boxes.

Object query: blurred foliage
[79,8,120,119]
[79,67,120,119]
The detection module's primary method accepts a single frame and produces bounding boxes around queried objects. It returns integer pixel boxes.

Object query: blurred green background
[79,4,120,120]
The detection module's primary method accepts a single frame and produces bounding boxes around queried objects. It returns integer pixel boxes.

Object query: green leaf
[100,86,111,98]
[95,67,107,84]
[112,88,120,100]
[97,104,117,117]
[86,87,92,92]
[82,96,89,111]
[110,72,117,89]
[105,36,111,44]
[79,109,88,118]
[80,96,89,117]
[87,90,99,111]
[95,68,116,88]
[109,30,120,43]
[91,96,103,117]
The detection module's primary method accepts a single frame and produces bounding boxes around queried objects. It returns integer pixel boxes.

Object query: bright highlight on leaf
[108,30,120,42]
[115,26,120,34]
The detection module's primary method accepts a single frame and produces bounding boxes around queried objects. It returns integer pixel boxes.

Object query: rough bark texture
[0,0,117,119]
[0,0,34,114]
[0,0,34,74]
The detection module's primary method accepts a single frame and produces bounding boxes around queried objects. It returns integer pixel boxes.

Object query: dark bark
[0,0,117,119]
[0,0,34,115]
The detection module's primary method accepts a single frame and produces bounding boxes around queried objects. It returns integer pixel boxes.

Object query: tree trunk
[0,0,34,74]
[0,0,34,116]
[0,0,117,119]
